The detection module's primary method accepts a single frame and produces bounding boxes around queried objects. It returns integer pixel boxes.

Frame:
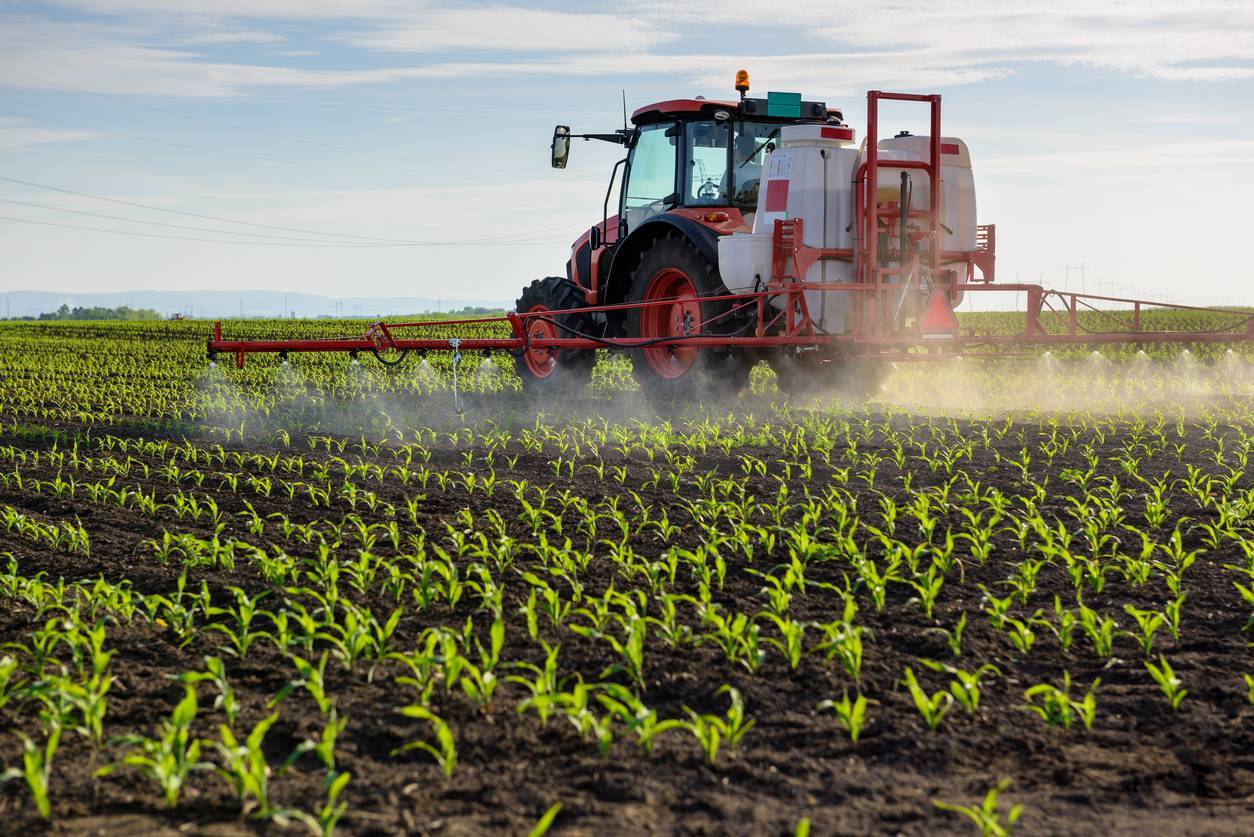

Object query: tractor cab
[619,95,839,235]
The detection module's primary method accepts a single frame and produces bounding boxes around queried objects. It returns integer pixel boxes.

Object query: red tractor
[210,80,1250,383]
[518,71,849,397]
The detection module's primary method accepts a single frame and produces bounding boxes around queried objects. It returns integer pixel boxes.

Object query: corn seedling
[1123,605,1166,657]
[933,779,1023,837]
[921,660,1001,715]
[1145,655,1188,710]
[98,684,208,808]
[1,720,60,818]
[210,710,281,818]
[901,667,953,731]
[817,692,867,744]
[1024,672,1099,731]
[394,705,457,779]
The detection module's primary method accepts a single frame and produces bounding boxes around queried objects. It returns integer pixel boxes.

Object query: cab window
[623,123,677,231]
[686,121,730,205]
[730,122,778,207]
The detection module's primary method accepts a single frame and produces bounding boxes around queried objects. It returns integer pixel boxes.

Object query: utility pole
[1062,262,1088,294]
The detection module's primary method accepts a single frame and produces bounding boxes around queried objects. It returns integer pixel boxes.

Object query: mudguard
[601,214,721,306]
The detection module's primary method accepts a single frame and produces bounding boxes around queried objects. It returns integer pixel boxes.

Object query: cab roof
[631,98,843,126]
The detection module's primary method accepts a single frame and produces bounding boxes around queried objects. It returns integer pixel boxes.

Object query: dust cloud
[846,350,1254,416]
[188,347,1254,446]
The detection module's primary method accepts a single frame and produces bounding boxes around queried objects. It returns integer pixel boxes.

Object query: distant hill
[0,290,511,320]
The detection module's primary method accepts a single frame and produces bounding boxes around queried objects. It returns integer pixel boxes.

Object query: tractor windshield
[684,120,781,209]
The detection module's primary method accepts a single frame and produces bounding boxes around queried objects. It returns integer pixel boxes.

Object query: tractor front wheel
[624,235,753,401]
[513,276,596,393]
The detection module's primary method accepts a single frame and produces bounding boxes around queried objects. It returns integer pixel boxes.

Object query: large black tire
[513,276,596,393]
[623,234,754,400]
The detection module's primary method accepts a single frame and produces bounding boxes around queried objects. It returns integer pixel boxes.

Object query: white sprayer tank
[718,124,858,333]
[873,134,977,255]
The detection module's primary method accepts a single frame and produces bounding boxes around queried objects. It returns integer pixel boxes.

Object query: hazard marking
[764,178,790,212]
[920,288,958,338]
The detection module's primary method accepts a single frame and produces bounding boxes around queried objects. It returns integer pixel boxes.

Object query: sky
[2,0,1254,307]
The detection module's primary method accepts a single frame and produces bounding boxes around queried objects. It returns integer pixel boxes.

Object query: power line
[0,107,462,181]
[0,174,411,242]
[0,214,571,247]
[0,175,578,246]
[0,196,379,244]
[0,214,390,246]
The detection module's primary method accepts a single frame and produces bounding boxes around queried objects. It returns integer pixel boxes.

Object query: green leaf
[528,802,563,837]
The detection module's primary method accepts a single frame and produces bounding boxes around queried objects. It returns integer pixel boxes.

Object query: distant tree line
[35,304,162,321]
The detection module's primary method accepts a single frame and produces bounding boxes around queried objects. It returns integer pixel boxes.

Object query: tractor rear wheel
[624,235,753,400]
[514,276,596,393]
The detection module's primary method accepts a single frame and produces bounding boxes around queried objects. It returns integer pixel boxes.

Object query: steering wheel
[697,179,720,202]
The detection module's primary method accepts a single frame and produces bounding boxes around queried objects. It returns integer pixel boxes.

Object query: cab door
[621,122,678,235]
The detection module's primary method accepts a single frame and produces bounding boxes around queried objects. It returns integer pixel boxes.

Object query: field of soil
[0,377,1252,835]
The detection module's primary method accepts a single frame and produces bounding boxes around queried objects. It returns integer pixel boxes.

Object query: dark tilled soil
[0,408,1251,836]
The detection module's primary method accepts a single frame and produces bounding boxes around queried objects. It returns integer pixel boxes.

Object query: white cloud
[179,30,286,46]
[981,139,1254,175]
[46,0,417,19]
[344,7,674,53]
[1150,66,1254,82]
[5,1,1254,98]
[643,0,1254,84]
[0,21,435,97]
[0,117,100,151]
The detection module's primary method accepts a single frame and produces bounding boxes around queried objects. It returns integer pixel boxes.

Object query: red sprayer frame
[207,91,1254,369]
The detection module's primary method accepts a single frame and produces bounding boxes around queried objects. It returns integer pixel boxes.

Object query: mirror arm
[574,131,630,145]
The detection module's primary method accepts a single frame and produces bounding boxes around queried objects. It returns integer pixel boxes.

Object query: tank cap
[895,130,912,138]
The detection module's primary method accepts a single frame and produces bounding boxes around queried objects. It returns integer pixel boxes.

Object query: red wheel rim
[522,304,558,378]
[640,268,700,379]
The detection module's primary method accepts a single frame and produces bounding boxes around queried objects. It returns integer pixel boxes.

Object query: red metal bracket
[365,321,397,352]
[973,224,996,282]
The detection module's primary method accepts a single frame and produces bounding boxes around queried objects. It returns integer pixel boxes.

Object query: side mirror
[551,125,571,169]
[588,224,601,249]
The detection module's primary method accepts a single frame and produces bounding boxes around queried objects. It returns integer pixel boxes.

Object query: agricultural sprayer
[207,72,1254,399]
